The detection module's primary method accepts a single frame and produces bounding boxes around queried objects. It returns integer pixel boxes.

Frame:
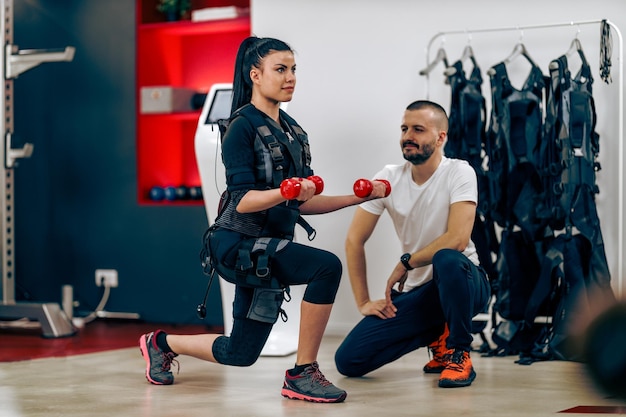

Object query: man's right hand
[359,299,397,319]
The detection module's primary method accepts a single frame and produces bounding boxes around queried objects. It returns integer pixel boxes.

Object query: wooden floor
[1,320,625,417]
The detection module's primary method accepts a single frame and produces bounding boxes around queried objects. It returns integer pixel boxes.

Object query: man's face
[399,108,443,165]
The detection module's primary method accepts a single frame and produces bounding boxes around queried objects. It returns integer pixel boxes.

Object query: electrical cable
[72,284,111,327]
[0,285,111,329]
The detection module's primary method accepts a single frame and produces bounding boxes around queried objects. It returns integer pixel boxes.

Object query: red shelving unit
[136,0,250,205]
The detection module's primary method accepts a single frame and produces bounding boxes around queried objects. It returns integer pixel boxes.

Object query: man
[335,100,490,388]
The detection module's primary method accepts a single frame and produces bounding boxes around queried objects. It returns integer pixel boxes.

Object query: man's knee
[334,347,366,377]
[432,248,463,268]
[433,249,469,282]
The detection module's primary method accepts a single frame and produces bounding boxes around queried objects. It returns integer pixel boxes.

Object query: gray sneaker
[139,330,179,385]
[281,362,347,403]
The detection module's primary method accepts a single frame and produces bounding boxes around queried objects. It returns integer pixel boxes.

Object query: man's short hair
[406,100,448,130]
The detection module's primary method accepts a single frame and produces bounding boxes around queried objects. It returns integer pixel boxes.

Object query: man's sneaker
[281,362,347,403]
[139,330,179,385]
[438,349,476,388]
[423,324,450,373]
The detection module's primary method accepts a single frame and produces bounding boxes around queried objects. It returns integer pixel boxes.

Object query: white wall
[251,0,626,335]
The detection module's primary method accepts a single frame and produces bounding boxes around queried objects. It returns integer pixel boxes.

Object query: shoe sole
[281,388,347,403]
[423,366,445,374]
[438,369,477,388]
[139,334,171,386]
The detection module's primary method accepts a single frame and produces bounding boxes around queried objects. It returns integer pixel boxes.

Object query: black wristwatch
[400,253,414,271]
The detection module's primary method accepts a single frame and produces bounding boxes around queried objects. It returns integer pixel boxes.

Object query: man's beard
[403,142,435,165]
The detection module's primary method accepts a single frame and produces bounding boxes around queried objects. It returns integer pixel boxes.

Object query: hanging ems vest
[445,60,486,172]
[542,53,601,236]
[487,59,552,358]
[487,62,546,238]
[445,59,497,282]
[532,51,615,360]
[489,48,615,363]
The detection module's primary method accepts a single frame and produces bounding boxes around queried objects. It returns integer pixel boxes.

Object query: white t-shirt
[360,157,480,291]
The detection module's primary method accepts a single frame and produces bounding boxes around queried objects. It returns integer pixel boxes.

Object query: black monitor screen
[205,88,233,124]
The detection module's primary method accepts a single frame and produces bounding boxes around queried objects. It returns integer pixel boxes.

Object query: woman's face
[251,50,296,103]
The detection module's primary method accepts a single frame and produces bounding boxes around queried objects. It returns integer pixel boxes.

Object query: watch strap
[401,253,414,271]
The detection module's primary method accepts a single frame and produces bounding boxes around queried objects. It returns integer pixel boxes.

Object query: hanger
[444,29,478,77]
[565,37,589,68]
[567,38,583,56]
[503,42,538,68]
[461,44,477,66]
[487,42,536,76]
[442,45,472,77]
[550,36,591,80]
[419,47,449,76]
[446,44,479,76]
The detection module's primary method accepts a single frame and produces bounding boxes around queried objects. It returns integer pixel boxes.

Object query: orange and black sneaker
[438,349,476,388]
[423,324,450,373]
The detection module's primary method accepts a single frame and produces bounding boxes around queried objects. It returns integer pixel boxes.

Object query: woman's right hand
[292,177,317,202]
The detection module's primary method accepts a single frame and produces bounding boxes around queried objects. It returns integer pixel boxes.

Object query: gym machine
[0,0,76,337]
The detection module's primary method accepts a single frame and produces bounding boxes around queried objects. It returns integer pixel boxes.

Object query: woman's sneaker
[139,330,179,385]
[281,362,347,403]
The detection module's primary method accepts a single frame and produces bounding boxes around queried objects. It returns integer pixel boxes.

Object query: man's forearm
[345,245,371,308]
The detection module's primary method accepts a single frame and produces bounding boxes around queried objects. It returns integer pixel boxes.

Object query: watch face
[401,253,413,270]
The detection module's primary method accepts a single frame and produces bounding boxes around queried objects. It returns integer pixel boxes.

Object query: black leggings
[210,229,342,366]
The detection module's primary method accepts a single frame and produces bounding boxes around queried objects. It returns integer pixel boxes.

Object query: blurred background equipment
[583,301,626,400]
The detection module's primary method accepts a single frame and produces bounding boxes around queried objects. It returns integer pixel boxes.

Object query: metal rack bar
[0,0,76,337]
[421,19,624,297]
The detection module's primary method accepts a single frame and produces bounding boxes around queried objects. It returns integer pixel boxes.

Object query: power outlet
[95,269,118,288]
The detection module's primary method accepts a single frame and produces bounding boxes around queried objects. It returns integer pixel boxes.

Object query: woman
[139,36,386,403]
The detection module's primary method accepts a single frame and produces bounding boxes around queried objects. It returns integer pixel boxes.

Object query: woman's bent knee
[212,335,261,367]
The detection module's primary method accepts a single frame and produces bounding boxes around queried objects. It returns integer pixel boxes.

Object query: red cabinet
[136,0,250,204]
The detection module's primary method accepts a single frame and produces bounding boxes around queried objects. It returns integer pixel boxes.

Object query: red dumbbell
[280,175,324,200]
[353,178,392,198]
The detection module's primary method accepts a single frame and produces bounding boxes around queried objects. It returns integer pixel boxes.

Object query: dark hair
[230,36,293,115]
[406,100,448,131]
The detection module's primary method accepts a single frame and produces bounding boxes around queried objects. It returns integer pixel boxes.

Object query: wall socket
[95,269,118,288]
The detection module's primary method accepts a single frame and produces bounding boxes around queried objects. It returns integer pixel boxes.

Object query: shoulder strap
[279,109,312,171]
[235,105,286,189]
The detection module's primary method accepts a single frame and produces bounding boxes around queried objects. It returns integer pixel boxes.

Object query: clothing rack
[421,19,624,297]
